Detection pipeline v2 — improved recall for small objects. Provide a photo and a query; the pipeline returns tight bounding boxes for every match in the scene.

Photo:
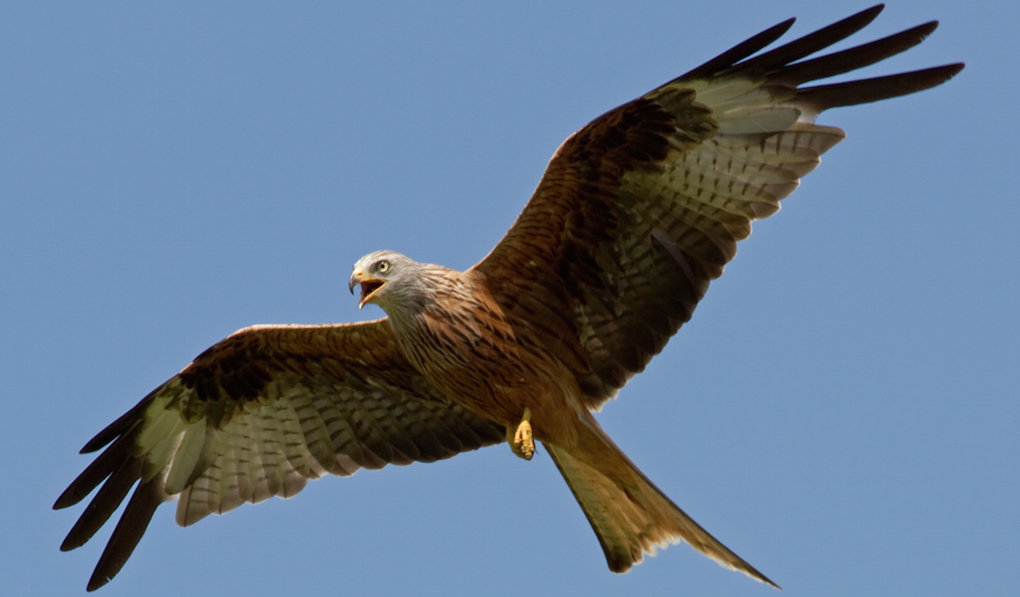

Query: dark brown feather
[59,439,143,550]
[678,17,796,81]
[797,64,965,111]
[723,4,885,76]
[87,476,167,592]
[774,21,940,86]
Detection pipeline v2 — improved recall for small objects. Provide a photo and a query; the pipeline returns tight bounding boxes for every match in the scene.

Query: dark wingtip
[53,491,73,511]
[86,573,110,592]
[85,477,165,591]
[799,62,965,111]
[81,421,127,454]
[946,62,966,75]
[863,3,886,19]
[677,17,797,81]
[730,4,887,76]
[853,4,886,25]
[772,20,946,88]
[59,457,143,553]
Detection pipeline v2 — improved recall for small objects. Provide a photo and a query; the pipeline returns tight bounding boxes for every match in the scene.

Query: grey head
[348,250,435,313]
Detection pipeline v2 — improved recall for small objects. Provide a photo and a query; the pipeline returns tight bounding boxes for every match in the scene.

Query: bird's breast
[390,291,565,427]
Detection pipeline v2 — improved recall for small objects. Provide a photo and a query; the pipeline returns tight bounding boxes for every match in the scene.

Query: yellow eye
[377,260,390,273]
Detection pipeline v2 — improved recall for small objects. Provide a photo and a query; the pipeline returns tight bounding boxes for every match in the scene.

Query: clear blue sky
[2,1,1016,596]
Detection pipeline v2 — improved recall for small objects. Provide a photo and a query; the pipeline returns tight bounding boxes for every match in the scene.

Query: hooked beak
[348,268,385,309]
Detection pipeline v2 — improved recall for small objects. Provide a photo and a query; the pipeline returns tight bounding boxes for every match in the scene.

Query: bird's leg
[507,407,534,461]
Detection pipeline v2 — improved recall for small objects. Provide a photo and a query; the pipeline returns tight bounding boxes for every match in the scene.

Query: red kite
[56,5,962,591]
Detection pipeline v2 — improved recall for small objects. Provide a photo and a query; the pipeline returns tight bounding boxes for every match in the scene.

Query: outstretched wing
[54,320,504,591]
[473,5,963,407]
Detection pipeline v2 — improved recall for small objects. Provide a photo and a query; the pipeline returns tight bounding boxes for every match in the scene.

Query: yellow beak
[349,268,385,309]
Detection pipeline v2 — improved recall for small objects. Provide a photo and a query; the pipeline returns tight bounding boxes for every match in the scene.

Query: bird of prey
[56,5,962,591]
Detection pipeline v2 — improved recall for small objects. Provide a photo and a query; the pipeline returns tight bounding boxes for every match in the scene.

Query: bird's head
[349,250,416,310]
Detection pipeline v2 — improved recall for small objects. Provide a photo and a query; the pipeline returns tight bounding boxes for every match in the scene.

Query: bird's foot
[507,407,534,461]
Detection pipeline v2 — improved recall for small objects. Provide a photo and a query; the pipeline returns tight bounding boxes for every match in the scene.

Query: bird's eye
[377,260,390,273]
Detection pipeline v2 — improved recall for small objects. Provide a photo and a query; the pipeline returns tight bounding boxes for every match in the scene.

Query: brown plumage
[56,5,962,591]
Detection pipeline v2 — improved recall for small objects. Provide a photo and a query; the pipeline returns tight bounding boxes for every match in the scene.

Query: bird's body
[382,265,541,428]
[351,249,778,581]
[56,5,963,591]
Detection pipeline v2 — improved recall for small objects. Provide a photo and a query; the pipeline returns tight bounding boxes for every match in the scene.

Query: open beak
[348,268,385,309]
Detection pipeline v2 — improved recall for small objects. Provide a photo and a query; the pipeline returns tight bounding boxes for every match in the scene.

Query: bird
[55,5,962,592]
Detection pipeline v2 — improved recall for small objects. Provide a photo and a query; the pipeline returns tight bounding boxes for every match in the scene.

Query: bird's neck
[379,263,456,328]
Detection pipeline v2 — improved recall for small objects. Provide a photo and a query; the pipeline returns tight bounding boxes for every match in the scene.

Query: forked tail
[543,415,778,588]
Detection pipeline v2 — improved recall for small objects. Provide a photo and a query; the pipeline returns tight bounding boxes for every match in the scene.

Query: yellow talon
[507,407,534,461]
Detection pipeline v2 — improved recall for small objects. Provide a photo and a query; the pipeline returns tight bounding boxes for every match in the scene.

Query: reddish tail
[543,414,778,588]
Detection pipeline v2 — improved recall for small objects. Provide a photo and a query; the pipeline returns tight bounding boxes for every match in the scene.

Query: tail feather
[543,416,778,588]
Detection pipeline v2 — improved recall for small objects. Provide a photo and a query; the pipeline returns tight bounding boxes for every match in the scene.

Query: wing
[473,5,963,407]
[54,320,504,591]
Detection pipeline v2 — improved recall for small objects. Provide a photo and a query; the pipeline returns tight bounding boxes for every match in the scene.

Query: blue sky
[2,1,1016,596]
